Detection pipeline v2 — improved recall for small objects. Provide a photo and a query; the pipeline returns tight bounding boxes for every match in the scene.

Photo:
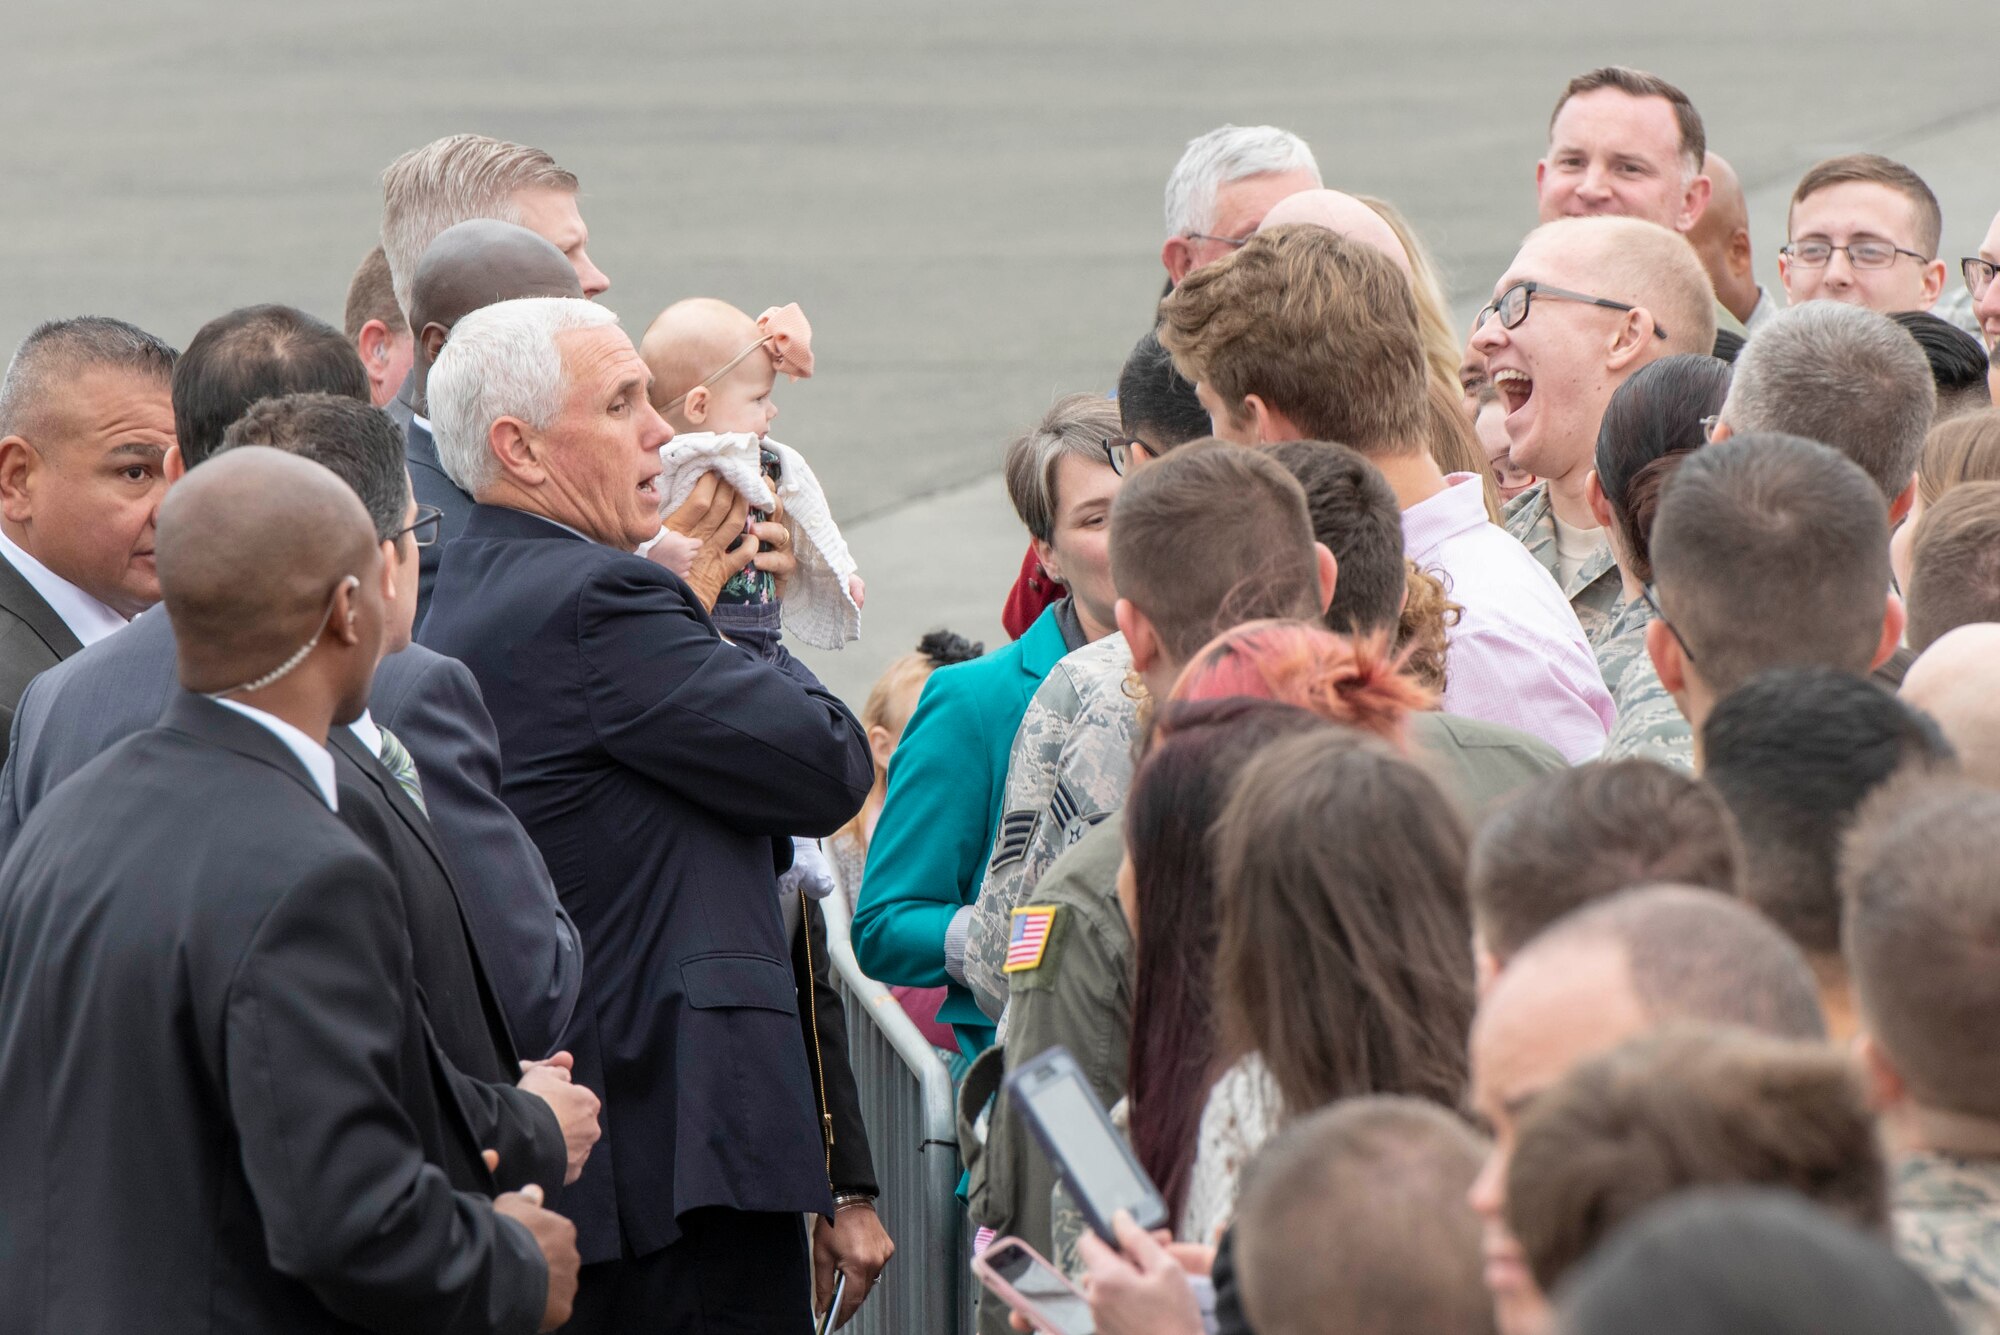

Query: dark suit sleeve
[381,651,583,1057]
[437,1060,569,1197]
[577,562,872,837]
[225,847,547,1335]
[792,894,877,1197]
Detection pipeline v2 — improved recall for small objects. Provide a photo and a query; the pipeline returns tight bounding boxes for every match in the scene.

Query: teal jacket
[853,603,1073,1057]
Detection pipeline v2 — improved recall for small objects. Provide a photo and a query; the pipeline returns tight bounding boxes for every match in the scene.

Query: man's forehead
[1790,180,1919,237]
[1551,87,1682,155]
[558,325,646,383]
[1497,229,1604,294]
[28,365,174,442]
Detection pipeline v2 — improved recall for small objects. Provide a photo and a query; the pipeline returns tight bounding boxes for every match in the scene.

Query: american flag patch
[1003,905,1058,973]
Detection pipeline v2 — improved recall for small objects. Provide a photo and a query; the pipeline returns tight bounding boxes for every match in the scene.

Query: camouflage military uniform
[1896,1151,2000,1335]
[1596,597,1694,772]
[958,817,1131,1335]
[963,635,1141,1021]
[1592,591,1653,698]
[1503,483,1625,644]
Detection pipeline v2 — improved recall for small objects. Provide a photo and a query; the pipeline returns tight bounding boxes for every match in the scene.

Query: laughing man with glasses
[1472,215,1717,646]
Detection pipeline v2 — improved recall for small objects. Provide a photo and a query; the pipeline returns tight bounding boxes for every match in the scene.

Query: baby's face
[703,354,780,437]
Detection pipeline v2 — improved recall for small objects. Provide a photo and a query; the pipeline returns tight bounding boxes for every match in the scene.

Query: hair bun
[918,629,984,667]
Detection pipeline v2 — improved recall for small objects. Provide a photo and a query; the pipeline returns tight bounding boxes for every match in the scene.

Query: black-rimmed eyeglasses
[392,505,444,549]
[1963,256,1999,301]
[1638,583,1695,666]
[1476,281,1670,342]
[1781,239,1929,270]
[1102,437,1147,476]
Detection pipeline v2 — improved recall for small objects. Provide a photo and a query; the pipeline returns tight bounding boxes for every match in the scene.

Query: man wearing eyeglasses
[1779,155,1948,317]
[1476,216,1718,644]
[1159,124,1321,287]
[1967,209,2000,408]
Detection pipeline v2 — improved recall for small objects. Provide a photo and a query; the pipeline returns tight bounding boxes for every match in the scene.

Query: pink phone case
[972,1237,1088,1335]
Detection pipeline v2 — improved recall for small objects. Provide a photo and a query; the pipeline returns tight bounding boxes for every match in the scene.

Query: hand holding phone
[973,1237,1094,1335]
[1004,1046,1169,1244]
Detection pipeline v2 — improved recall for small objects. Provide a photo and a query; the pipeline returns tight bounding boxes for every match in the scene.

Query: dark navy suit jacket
[419,503,873,1263]
[0,608,582,1059]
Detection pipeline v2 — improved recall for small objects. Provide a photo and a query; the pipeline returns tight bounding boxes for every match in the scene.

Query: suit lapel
[329,726,520,1065]
[0,557,83,661]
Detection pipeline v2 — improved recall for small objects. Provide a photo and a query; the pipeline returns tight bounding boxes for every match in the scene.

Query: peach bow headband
[662,304,813,412]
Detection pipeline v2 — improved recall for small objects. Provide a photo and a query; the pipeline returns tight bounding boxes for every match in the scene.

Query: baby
[639,298,864,653]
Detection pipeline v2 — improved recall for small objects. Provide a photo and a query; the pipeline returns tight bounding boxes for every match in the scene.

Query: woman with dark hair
[1181,728,1476,1244]
[1121,698,1335,1237]
[1587,353,1733,771]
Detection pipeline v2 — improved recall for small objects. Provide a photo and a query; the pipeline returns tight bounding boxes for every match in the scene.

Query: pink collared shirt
[1402,474,1614,763]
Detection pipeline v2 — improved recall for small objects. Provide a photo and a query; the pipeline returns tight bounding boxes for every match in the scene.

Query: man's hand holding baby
[666,471,754,610]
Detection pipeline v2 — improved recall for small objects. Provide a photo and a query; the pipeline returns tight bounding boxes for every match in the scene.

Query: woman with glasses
[1589,354,1735,772]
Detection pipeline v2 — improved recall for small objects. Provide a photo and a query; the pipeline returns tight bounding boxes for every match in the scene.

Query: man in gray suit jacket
[0,396,583,1056]
[0,317,182,758]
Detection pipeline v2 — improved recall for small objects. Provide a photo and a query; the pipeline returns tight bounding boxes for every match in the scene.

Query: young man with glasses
[1780,154,1948,316]
[1474,216,1717,641]
[1962,206,2000,367]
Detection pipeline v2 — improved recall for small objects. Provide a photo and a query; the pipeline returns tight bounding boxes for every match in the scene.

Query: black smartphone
[1005,1045,1169,1243]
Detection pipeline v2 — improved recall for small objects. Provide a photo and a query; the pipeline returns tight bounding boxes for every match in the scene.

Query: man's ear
[487,417,544,490]
[1606,308,1655,371]
[1314,542,1338,614]
[1709,418,1735,443]
[682,386,710,426]
[1534,158,1549,194]
[1116,597,1160,675]
[0,435,38,524]
[163,443,186,485]
[1647,615,1688,697]
[327,575,364,647]
[1585,468,1615,529]
[1856,1032,1908,1113]
[419,322,450,365]
[1921,258,1948,309]
[1678,173,1714,233]
[1161,236,1193,286]
[1776,249,1796,299]
[1889,476,1918,527]
[1874,592,1907,670]
[377,539,401,600]
[1729,227,1754,281]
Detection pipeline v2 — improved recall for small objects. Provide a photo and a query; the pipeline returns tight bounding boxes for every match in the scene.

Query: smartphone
[814,1269,847,1335]
[1005,1045,1169,1243]
[973,1236,1094,1335]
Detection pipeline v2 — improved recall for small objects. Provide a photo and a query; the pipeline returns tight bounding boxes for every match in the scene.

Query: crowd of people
[1,58,1999,1335]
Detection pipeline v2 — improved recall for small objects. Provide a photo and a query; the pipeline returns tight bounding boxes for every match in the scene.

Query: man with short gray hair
[1715,302,1936,517]
[0,316,177,756]
[1160,123,1320,285]
[419,297,880,1333]
[378,133,609,432]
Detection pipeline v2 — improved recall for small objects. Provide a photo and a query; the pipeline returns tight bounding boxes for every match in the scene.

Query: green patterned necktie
[377,726,428,814]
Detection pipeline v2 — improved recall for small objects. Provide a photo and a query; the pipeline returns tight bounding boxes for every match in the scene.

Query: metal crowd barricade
[820,890,974,1335]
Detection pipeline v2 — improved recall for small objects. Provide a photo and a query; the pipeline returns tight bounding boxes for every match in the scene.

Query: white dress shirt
[346,707,381,758]
[0,526,129,647]
[212,697,338,811]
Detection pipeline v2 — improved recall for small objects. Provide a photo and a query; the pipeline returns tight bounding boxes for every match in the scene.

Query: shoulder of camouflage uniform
[1592,599,1651,696]
[1604,666,1694,772]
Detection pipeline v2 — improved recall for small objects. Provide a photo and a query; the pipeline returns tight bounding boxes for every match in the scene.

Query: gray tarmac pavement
[4,0,1996,702]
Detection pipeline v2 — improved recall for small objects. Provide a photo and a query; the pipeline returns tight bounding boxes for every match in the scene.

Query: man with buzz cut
[1780,154,1948,317]
[1473,215,1717,640]
[1844,777,2000,1335]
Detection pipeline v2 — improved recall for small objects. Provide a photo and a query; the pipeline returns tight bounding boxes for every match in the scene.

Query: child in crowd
[830,631,985,1063]
[640,297,865,656]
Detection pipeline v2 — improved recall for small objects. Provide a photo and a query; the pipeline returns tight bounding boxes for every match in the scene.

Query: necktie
[377,726,427,814]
